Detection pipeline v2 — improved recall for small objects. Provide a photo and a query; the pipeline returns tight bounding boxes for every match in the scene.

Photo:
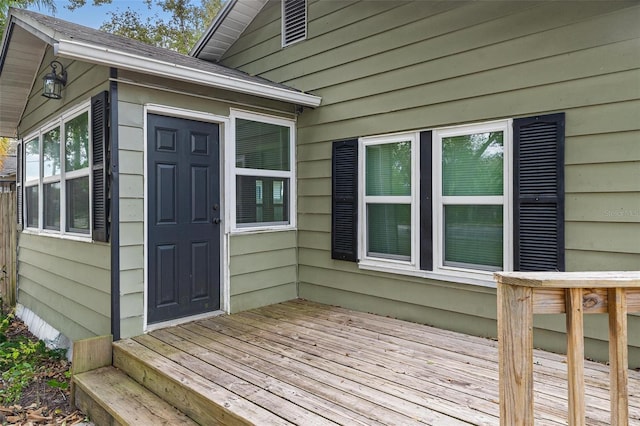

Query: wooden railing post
[608,287,628,425]
[495,272,640,426]
[497,283,533,426]
[565,288,585,426]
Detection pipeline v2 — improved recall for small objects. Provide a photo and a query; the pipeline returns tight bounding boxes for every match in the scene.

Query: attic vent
[282,0,307,47]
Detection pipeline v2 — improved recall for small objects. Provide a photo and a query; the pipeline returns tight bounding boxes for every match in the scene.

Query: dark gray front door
[147,114,220,324]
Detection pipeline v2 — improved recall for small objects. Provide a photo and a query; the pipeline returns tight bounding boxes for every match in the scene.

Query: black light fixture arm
[49,60,67,85]
[42,60,68,99]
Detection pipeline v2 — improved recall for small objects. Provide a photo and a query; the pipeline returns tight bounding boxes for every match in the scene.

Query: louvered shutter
[282,0,307,46]
[513,113,565,271]
[419,131,433,270]
[332,139,358,261]
[91,91,109,242]
[16,143,23,229]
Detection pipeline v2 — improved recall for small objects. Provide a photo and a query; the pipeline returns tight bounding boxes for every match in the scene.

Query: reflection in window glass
[367,204,411,260]
[65,112,89,172]
[66,177,90,233]
[256,180,263,222]
[43,127,61,177]
[25,139,40,181]
[236,176,289,225]
[442,132,503,196]
[25,186,39,228]
[44,182,61,230]
[444,205,503,270]
[366,142,411,196]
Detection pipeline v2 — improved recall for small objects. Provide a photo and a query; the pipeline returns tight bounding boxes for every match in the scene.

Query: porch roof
[0,8,321,138]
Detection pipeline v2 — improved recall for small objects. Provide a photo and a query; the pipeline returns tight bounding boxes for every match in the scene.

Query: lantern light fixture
[42,60,67,99]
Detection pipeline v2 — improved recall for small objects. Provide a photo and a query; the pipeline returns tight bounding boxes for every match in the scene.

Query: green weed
[0,310,67,405]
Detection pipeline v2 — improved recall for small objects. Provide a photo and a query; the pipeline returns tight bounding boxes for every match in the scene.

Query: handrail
[494,271,640,426]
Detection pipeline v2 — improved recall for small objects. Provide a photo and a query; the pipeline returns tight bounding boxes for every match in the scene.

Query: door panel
[147,114,220,324]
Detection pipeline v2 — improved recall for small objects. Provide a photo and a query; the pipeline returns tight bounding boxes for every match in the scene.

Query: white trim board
[55,39,321,108]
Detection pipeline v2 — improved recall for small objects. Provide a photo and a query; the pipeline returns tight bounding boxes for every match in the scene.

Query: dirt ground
[0,318,87,425]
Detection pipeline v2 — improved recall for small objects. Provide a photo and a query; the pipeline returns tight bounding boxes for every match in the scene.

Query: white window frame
[228,109,296,233]
[433,120,513,280]
[21,101,93,240]
[355,120,513,287]
[358,132,418,271]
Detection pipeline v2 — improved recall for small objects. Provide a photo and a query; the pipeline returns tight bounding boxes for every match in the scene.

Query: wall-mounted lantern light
[42,60,67,99]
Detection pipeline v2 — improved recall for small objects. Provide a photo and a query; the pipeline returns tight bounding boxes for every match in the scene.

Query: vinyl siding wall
[17,47,111,342]
[115,71,298,337]
[229,231,297,313]
[220,0,640,365]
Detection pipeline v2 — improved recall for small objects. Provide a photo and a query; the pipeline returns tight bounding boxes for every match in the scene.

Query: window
[42,126,61,230]
[282,0,307,47]
[231,111,295,231]
[64,111,90,233]
[332,114,565,285]
[360,134,416,265]
[24,137,40,228]
[22,105,92,237]
[433,122,511,274]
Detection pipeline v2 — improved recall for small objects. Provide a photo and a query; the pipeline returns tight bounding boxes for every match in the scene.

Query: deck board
[133,300,640,425]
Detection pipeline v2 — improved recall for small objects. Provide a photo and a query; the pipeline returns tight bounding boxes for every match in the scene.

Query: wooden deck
[116,300,640,425]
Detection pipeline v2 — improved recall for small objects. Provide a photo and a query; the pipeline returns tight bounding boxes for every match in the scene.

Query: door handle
[212,218,222,224]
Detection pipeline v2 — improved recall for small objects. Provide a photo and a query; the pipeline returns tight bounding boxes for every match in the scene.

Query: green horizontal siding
[17,234,110,341]
[222,1,640,366]
[229,231,297,312]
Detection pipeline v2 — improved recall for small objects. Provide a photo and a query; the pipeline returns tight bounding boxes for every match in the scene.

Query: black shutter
[16,142,23,229]
[331,139,358,261]
[91,91,110,242]
[419,131,433,270]
[513,113,565,271]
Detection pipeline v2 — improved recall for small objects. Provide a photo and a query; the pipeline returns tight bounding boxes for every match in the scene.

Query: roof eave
[190,0,237,58]
[56,39,321,108]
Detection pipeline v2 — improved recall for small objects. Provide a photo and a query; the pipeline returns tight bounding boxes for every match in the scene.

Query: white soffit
[191,0,268,62]
[0,24,47,137]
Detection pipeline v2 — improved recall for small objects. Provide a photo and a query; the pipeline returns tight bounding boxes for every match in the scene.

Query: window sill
[229,224,296,236]
[357,261,497,288]
[21,229,95,243]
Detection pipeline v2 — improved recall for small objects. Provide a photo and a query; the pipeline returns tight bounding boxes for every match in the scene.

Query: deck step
[73,366,196,426]
[113,338,290,425]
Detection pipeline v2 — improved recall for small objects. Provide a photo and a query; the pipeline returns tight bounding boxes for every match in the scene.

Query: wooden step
[113,338,294,425]
[73,366,196,426]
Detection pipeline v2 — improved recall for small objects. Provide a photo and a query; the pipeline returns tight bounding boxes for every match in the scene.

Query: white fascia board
[55,39,322,108]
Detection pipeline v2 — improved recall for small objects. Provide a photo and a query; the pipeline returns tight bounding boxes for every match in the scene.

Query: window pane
[43,127,61,177]
[66,176,90,233]
[236,176,289,225]
[444,205,503,270]
[236,119,290,171]
[366,142,411,196]
[25,138,40,181]
[443,132,503,196]
[44,182,60,230]
[367,204,411,260]
[25,186,39,228]
[65,112,89,171]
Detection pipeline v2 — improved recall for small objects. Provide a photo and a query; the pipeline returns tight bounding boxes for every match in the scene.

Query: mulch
[0,318,88,425]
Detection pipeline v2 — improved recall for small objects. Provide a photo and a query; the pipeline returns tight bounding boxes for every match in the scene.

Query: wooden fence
[0,190,16,310]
